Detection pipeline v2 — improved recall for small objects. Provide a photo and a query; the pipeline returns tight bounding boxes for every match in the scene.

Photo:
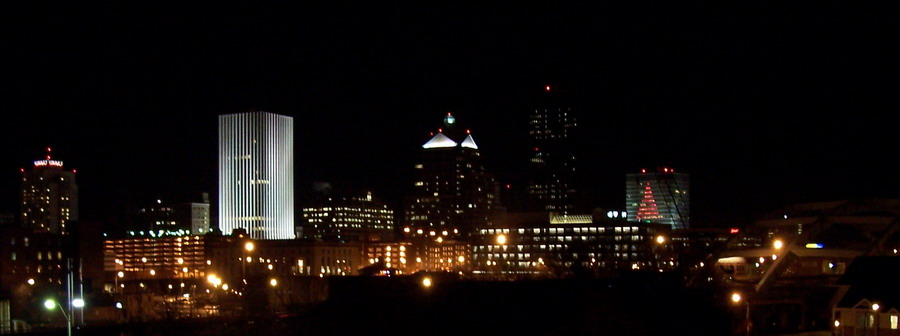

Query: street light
[655,235,666,244]
[43,299,73,336]
[773,239,784,250]
[496,234,507,245]
[730,292,751,336]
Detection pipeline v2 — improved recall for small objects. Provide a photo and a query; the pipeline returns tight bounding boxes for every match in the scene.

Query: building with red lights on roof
[527,84,579,214]
[20,147,78,234]
[625,167,689,229]
[404,113,503,240]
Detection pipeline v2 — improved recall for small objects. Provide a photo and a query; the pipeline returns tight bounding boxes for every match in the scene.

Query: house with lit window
[832,257,900,336]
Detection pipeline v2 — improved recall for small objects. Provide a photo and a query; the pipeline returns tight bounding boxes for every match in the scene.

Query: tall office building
[301,190,395,242]
[625,167,689,229]
[405,113,501,238]
[527,84,578,214]
[219,111,294,239]
[20,147,78,234]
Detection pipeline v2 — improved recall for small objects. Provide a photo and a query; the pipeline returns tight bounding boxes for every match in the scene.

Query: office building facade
[301,191,395,242]
[219,112,294,239]
[20,148,78,234]
[625,167,689,229]
[404,113,501,239]
[527,85,578,214]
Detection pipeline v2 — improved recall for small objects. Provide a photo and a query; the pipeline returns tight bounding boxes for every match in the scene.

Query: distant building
[526,84,579,214]
[20,147,78,234]
[362,242,418,274]
[0,226,72,296]
[471,211,673,278]
[176,201,211,235]
[404,113,502,239]
[218,111,294,239]
[0,226,75,331]
[102,235,361,291]
[301,190,394,242]
[625,167,689,229]
[133,194,211,236]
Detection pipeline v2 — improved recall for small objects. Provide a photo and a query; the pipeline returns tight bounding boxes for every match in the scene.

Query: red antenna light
[447,112,452,116]
[534,147,539,151]
[663,168,669,173]
[730,228,740,234]
[466,129,471,134]
[545,85,551,92]
[72,169,77,173]
[437,128,443,133]
[20,168,24,172]
[429,132,434,136]
[641,168,647,174]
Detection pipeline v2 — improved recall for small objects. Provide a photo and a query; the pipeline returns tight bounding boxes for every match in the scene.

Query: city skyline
[3,2,899,228]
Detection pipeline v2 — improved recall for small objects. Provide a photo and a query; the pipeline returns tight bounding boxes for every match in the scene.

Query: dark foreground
[26,275,733,336]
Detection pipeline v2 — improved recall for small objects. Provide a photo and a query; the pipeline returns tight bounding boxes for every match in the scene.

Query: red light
[545,85,551,92]
[46,156,51,160]
[730,228,740,234]
[47,147,52,152]
[466,129,471,134]
[72,169,77,173]
[19,168,24,172]
[505,184,511,189]
[447,112,452,116]
[437,128,442,133]
[641,169,646,174]
[534,147,539,152]
[429,132,434,136]
[664,168,669,173]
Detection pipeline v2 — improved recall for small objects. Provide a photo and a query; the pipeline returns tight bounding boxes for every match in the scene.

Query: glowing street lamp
[422,276,432,288]
[496,234,507,245]
[773,239,784,250]
[269,278,278,287]
[43,299,73,336]
[730,292,751,336]
[655,235,666,244]
[244,242,255,252]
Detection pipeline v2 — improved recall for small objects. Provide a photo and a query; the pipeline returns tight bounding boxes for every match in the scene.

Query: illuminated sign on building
[33,160,64,167]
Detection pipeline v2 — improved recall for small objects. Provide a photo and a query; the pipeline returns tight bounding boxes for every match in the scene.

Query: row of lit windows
[304,207,392,213]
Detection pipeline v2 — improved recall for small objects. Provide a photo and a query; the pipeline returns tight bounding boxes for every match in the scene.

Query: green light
[44,299,55,310]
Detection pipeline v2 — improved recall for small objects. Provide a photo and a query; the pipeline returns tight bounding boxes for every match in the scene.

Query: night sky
[2,2,898,227]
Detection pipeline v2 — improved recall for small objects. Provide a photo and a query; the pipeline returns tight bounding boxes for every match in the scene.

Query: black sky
[2,2,899,227]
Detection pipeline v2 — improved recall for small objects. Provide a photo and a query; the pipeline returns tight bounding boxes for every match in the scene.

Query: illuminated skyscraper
[218,111,294,239]
[20,147,78,234]
[527,84,578,214]
[405,113,501,238]
[625,167,689,229]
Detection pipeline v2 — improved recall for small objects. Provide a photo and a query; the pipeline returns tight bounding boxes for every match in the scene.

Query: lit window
[892,315,898,330]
